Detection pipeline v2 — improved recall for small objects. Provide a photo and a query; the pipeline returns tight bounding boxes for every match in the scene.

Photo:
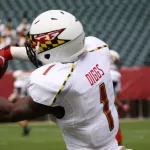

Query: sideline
[1,118,150,126]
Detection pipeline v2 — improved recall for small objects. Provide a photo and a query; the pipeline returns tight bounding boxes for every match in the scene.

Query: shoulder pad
[28,63,74,106]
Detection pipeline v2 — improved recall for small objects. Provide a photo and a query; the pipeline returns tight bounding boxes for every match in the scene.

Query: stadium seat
[0,0,149,70]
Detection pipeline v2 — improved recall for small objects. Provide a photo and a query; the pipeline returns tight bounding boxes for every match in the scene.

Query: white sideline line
[1,118,150,126]
[119,118,150,123]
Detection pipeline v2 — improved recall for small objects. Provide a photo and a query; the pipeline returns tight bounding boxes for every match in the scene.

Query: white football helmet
[13,70,24,79]
[110,50,120,70]
[13,70,30,79]
[110,50,120,64]
[25,10,85,67]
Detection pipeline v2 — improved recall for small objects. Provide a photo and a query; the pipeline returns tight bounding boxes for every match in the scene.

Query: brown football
[0,62,8,79]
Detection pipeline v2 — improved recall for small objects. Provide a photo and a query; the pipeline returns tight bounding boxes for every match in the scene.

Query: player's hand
[0,45,12,78]
[122,104,130,112]
[0,45,12,67]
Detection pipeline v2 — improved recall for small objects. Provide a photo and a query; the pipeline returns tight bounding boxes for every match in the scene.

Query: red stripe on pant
[116,125,122,145]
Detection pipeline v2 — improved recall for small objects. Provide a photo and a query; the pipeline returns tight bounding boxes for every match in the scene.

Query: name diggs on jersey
[85,64,104,86]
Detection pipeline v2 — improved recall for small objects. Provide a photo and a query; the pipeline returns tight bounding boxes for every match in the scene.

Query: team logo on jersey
[28,28,70,53]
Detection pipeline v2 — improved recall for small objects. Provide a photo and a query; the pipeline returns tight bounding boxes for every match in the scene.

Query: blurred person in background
[0,34,7,48]
[0,19,6,48]
[16,12,30,35]
[0,32,11,47]
[1,18,16,46]
[0,19,5,33]
[16,12,30,46]
[16,17,30,34]
[8,70,31,136]
[110,50,130,145]
[17,30,27,46]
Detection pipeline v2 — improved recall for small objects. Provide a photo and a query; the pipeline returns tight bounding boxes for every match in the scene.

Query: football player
[110,50,130,145]
[8,70,30,136]
[0,10,127,150]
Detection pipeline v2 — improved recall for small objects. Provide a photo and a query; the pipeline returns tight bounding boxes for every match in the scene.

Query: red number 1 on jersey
[100,83,114,131]
[43,65,55,75]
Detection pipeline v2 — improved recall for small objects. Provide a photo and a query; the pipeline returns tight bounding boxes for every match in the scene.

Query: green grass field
[0,119,150,150]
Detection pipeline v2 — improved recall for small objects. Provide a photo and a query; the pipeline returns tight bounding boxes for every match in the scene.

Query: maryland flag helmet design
[25,10,85,67]
[28,28,70,53]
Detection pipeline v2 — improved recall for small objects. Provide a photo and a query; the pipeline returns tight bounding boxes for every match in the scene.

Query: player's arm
[8,90,18,102]
[0,46,29,68]
[8,86,22,102]
[0,96,65,122]
[112,81,121,107]
[113,81,130,112]
[114,93,130,112]
[114,92,123,108]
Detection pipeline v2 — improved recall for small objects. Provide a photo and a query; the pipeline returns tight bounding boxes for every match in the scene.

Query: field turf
[0,119,150,150]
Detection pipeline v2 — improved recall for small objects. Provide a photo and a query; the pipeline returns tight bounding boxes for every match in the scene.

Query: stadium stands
[0,0,150,70]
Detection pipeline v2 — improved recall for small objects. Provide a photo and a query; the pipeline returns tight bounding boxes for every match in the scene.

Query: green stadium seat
[0,0,149,70]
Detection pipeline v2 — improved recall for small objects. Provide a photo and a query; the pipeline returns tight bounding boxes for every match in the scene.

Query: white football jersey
[28,36,119,150]
[14,76,29,98]
[110,69,121,95]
